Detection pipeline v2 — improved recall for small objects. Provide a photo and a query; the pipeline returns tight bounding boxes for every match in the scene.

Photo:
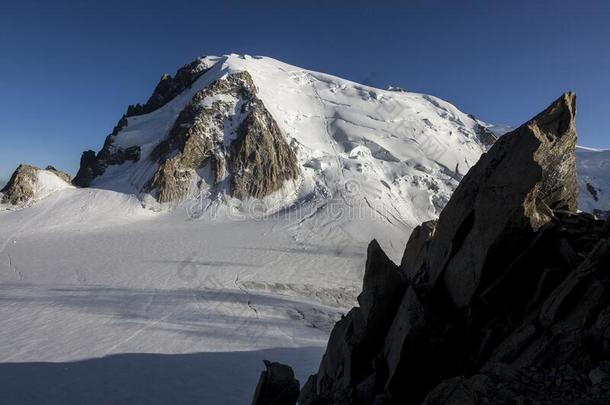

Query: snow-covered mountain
[64,54,492,259]
[577,146,610,218]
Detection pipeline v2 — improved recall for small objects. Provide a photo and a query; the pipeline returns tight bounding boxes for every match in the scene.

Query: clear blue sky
[1,0,609,182]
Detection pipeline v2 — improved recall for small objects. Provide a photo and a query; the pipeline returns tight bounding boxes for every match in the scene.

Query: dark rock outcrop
[302,240,406,404]
[251,360,300,405]
[73,150,102,187]
[423,362,610,405]
[298,93,610,404]
[473,122,498,147]
[72,141,141,188]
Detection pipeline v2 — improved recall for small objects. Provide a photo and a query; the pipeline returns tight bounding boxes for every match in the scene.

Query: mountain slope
[577,146,610,218]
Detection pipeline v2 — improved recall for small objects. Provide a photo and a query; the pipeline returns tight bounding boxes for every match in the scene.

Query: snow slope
[0,187,358,404]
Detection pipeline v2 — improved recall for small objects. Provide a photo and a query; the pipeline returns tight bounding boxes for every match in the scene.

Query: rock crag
[145,70,299,203]
[1,164,71,206]
[297,93,610,404]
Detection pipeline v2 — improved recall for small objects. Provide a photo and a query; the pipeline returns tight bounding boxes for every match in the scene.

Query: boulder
[251,360,299,405]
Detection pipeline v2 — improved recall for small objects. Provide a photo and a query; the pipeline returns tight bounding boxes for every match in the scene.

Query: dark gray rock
[474,122,498,147]
[251,360,299,405]
[73,150,101,187]
[423,363,610,405]
[427,92,577,309]
[399,219,436,283]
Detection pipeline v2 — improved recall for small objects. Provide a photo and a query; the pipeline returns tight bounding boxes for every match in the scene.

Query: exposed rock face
[1,164,39,205]
[251,360,300,405]
[229,97,300,200]
[1,164,71,206]
[145,70,300,203]
[474,122,498,147]
[299,93,610,404]
[73,59,300,204]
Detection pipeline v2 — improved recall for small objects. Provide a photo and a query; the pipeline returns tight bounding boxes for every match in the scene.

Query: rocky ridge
[279,93,610,404]
[0,164,72,206]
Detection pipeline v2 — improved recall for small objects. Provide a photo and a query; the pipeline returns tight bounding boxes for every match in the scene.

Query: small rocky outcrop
[44,166,71,183]
[1,164,39,205]
[1,164,71,206]
[298,93,610,404]
[473,122,498,147]
[251,360,300,405]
